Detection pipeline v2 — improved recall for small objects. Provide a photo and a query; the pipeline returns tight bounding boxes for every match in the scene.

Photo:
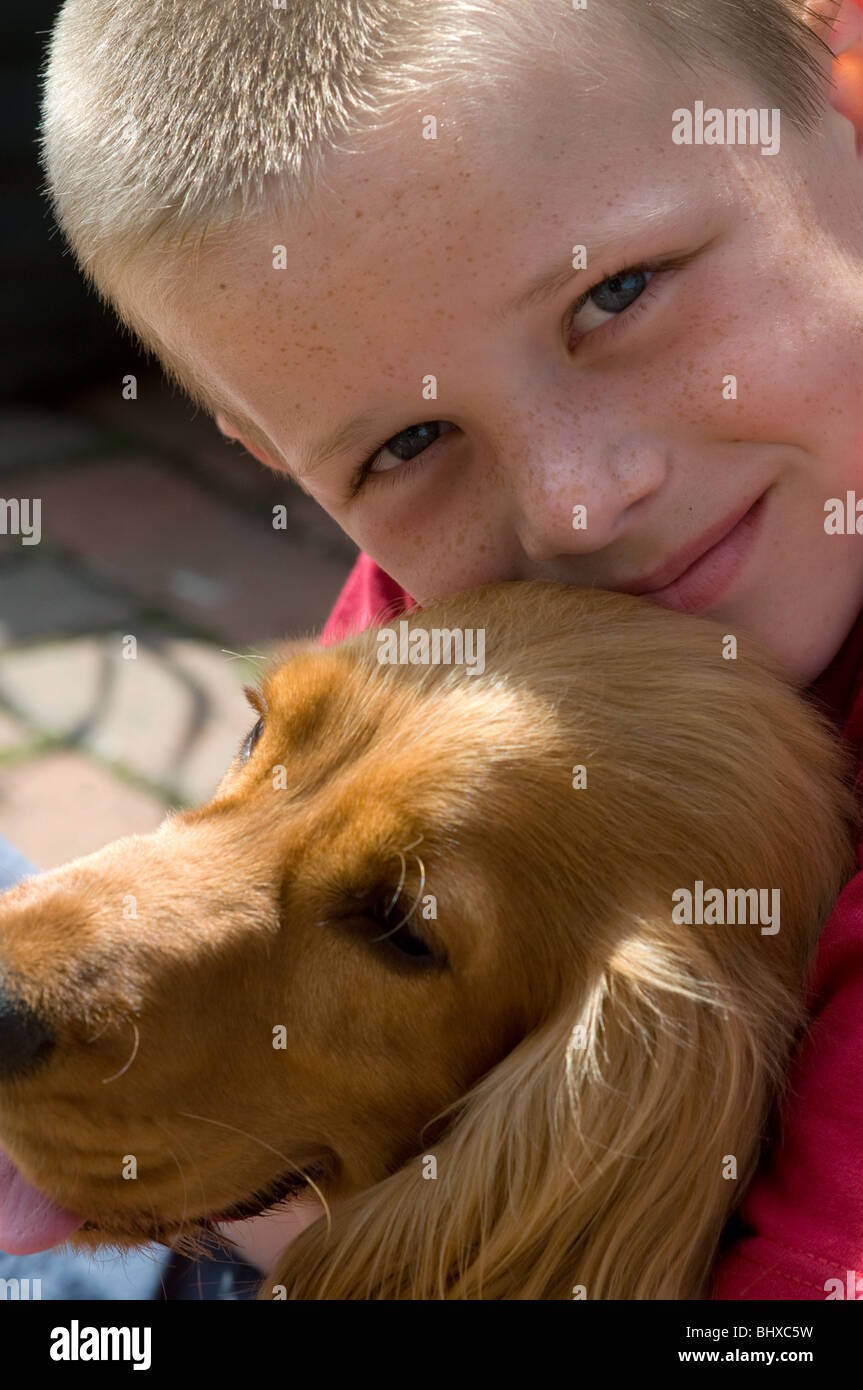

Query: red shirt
[319,551,415,645]
[320,554,863,1300]
[711,608,863,1300]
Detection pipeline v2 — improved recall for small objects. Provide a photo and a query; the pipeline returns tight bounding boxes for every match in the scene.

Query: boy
[4,0,863,1298]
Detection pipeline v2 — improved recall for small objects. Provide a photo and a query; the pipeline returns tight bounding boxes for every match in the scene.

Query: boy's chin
[703,582,863,691]
[761,613,862,691]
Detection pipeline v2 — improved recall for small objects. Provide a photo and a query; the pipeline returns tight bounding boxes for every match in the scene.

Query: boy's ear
[215,411,280,470]
[807,0,863,148]
[806,0,863,49]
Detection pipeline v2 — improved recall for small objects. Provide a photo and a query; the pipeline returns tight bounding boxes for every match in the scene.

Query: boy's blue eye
[350,421,457,495]
[569,266,654,335]
[369,422,456,472]
[564,265,653,341]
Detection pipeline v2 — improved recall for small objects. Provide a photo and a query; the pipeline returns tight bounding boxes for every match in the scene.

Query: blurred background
[0,2,357,869]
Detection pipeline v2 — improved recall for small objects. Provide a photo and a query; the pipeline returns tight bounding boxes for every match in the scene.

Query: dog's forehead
[253,635,552,782]
[259,642,382,727]
[255,640,453,778]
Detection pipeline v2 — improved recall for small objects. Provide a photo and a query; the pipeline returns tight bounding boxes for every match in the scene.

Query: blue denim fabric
[0,836,260,1299]
[0,837,39,893]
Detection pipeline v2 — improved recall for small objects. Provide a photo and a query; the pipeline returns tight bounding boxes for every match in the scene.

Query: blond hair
[40,0,835,444]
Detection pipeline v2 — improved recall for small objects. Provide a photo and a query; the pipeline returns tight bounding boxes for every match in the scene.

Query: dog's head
[0,582,856,1297]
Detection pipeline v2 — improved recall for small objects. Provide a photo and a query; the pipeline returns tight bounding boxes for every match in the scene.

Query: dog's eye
[373,915,436,962]
[327,891,446,971]
[239,717,264,765]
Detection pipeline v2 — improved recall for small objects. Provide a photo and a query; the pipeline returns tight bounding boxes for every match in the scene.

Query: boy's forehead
[139,38,736,478]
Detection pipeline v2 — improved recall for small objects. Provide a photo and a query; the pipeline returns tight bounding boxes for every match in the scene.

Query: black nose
[0,979,54,1080]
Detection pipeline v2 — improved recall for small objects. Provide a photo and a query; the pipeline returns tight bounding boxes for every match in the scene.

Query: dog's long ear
[258,942,802,1302]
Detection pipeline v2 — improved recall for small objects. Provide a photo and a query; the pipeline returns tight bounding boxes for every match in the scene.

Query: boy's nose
[511,441,668,567]
[0,976,54,1080]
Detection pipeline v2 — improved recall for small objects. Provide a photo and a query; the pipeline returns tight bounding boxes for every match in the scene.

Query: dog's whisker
[155,1122,209,1219]
[153,1120,221,1257]
[382,849,408,918]
[380,834,428,922]
[175,1110,332,1232]
[162,1143,192,1243]
[381,836,425,920]
[221,648,268,663]
[143,1186,163,1247]
[101,1021,140,1084]
[373,852,427,941]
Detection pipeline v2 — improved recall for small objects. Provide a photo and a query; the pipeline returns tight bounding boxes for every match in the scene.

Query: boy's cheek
[652,244,863,465]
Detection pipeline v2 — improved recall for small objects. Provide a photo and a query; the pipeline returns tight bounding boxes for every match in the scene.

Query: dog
[0,581,857,1299]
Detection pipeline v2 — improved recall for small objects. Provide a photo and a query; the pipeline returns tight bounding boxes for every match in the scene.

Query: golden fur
[0,581,857,1298]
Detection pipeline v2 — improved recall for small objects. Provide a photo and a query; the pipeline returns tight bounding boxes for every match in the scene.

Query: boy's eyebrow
[213,384,377,480]
[298,410,387,475]
[497,200,689,322]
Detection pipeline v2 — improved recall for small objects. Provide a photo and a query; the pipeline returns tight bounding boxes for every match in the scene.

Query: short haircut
[40,0,836,458]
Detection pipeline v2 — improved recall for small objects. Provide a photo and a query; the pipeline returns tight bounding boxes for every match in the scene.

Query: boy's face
[137,16,863,686]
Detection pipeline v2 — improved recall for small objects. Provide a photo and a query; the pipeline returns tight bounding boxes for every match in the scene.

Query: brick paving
[0,371,357,870]
[0,457,352,645]
[0,751,169,870]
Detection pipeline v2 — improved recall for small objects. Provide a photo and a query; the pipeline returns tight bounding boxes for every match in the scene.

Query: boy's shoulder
[712,862,863,1300]
[715,603,863,1301]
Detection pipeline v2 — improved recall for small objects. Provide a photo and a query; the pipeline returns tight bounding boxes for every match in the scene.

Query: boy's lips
[615,490,768,614]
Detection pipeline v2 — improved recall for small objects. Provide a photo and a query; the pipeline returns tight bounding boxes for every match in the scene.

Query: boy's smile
[133,16,863,686]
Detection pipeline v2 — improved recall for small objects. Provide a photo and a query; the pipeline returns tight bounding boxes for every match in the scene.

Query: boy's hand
[216,1198,325,1276]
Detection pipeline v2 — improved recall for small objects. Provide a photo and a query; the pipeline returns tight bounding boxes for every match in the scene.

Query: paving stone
[0,408,107,470]
[0,707,31,755]
[0,751,168,871]
[0,459,354,645]
[69,378,294,503]
[68,380,356,557]
[0,553,138,643]
[0,632,264,804]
